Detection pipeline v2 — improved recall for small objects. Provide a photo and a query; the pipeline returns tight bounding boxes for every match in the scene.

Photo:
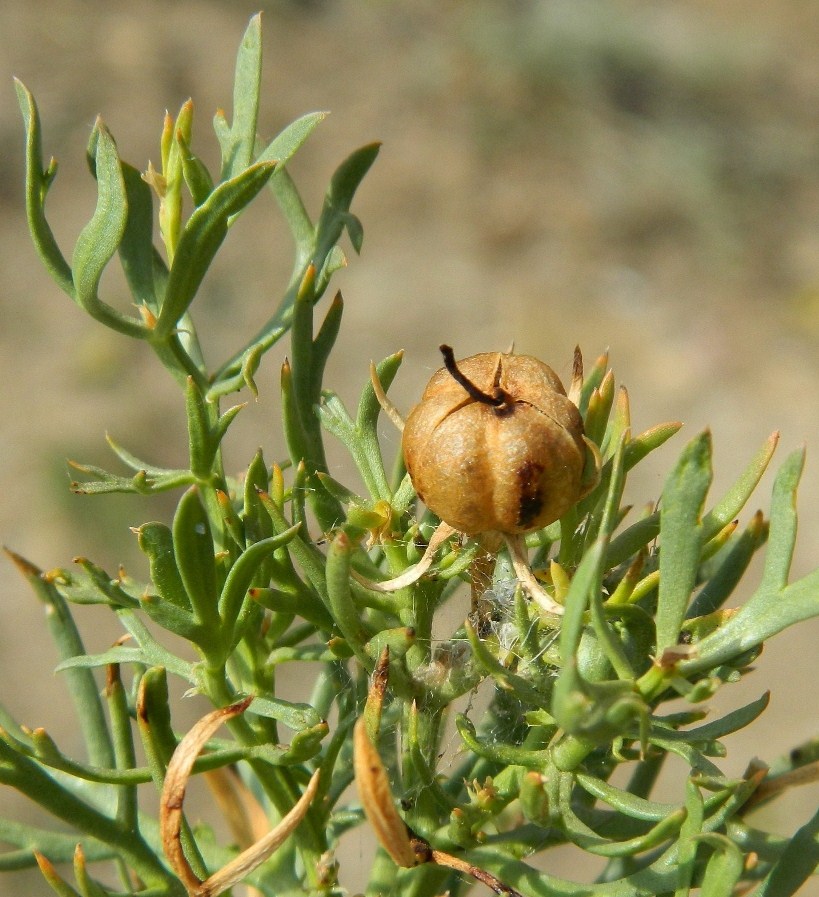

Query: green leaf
[218,13,262,181]
[117,609,195,681]
[559,539,606,663]
[68,460,193,495]
[118,160,162,312]
[574,773,680,822]
[605,513,660,570]
[325,530,374,664]
[55,646,146,671]
[36,857,83,897]
[258,110,329,168]
[674,779,706,897]
[696,833,745,897]
[623,421,683,471]
[185,375,217,477]
[686,511,767,618]
[752,803,819,896]
[559,777,686,857]
[650,692,769,745]
[211,144,377,398]
[136,522,190,611]
[248,696,322,732]
[72,121,146,338]
[62,558,140,609]
[14,79,74,297]
[5,550,114,768]
[105,433,183,477]
[139,593,201,642]
[314,142,380,262]
[655,432,712,652]
[153,160,276,339]
[680,449,819,676]
[269,167,314,270]
[219,524,301,634]
[104,665,138,831]
[176,129,214,207]
[701,431,779,542]
[172,487,219,630]
[758,445,803,595]
[354,351,404,502]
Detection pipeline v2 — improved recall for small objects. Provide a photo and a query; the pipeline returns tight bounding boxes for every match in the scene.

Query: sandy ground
[2,1,819,894]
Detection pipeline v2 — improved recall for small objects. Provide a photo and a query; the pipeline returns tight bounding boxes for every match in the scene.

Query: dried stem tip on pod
[402,346,586,535]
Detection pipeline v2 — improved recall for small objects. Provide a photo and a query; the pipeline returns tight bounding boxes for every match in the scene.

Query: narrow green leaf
[559,539,606,663]
[74,845,114,897]
[185,375,215,477]
[172,487,218,629]
[68,461,193,495]
[248,696,321,732]
[686,511,767,618]
[116,613,192,683]
[258,110,328,167]
[211,145,376,395]
[0,741,174,891]
[104,665,138,831]
[220,12,262,180]
[118,161,161,311]
[55,646,145,671]
[656,432,712,652]
[758,446,804,595]
[574,773,679,822]
[176,130,214,207]
[72,121,146,338]
[623,421,683,471]
[257,491,331,609]
[680,450,818,676]
[560,781,686,857]
[583,370,615,447]
[650,692,769,744]
[325,530,373,664]
[5,550,114,768]
[105,433,183,476]
[701,431,779,542]
[311,291,344,403]
[14,79,74,297]
[139,593,201,641]
[605,513,660,570]
[35,856,83,897]
[752,803,819,896]
[314,142,380,261]
[136,522,191,610]
[212,402,245,451]
[153,161,276,339]
[281,358,312,474]
[577,350,610,416]
[696,833,745,897]
[354,351,403,502]
[673,779,705,897]
[219,525,300,631]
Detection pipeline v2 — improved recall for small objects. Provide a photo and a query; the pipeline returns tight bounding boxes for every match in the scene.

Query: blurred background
[2,1,819,893]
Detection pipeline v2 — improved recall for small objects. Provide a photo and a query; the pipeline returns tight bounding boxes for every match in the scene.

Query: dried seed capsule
[402,346,586,535]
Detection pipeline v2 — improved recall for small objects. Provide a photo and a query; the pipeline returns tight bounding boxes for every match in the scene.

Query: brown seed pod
[402,346,587,536]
